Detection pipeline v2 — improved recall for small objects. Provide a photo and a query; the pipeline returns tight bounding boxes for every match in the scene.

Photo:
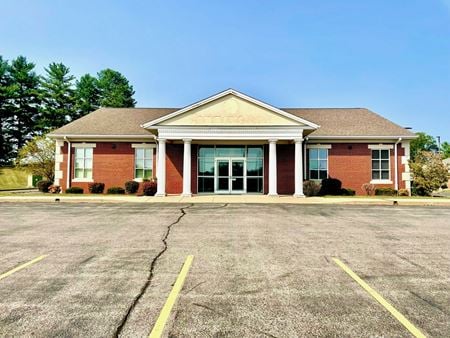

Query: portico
[146,89,318,197]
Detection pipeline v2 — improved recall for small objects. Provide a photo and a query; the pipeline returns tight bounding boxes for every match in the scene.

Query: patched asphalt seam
[113,204,193,337]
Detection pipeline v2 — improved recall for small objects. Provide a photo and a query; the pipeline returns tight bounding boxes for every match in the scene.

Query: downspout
[64,136,71,189]
[394,137,402,190]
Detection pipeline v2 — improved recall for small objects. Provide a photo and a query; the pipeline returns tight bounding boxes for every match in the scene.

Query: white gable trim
[142,89,320,129]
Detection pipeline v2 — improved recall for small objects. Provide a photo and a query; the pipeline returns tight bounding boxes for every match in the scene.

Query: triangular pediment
[142,89,319,128]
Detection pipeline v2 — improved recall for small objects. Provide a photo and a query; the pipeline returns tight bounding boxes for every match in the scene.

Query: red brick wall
[59,142,155,192]
[311,143,405,195]
[277,144,295,194]
[166,143,183,194]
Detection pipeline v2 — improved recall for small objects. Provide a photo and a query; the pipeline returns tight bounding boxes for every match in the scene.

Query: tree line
[0,55,136,165]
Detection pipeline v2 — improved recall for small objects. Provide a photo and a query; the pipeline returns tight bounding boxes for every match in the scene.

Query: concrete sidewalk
[1,194,450,205]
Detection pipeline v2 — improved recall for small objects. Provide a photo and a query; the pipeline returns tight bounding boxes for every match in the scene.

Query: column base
[155,193,166,197]
[294,193,306,198]
[181,193,192,197]
[267,193,279,197]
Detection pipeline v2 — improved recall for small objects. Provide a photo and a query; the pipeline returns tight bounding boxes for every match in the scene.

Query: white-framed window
[74,147,93,180]
[309,148,328,180]
[135,148,153,180]
[371,149,390,181]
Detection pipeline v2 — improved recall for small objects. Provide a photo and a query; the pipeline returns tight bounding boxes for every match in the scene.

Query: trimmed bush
[303,180,320,197]
[340,188,356,196]
[66,187,83,194]
[125,180,139,194]
[143,180,157,196]
[37,180,53,193]
[398,189,409,196]
[88,182,105,194]
[107,187,125,194]
[318,177,342,196]
[48,185,61,194]
[374,187,397,196]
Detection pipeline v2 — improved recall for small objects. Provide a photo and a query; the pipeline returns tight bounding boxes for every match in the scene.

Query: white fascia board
[141,89,320,129]
[48,134,155,139]
[308,135,417,140]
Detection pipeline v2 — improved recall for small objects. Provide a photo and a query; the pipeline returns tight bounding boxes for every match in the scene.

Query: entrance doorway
[215,158,245,194]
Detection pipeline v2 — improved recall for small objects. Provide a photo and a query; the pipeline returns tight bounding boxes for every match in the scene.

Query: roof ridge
[281,107,367,110]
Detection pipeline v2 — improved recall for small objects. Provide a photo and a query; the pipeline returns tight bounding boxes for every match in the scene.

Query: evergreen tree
[39,62,75,131]
[97,69,136,107]
[7,56,41,157]
[0,56,14,164]
[74,74,100,119]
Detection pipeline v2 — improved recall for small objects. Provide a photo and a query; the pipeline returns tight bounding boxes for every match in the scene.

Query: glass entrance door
[231,160,245,193]
[215,158,246,194]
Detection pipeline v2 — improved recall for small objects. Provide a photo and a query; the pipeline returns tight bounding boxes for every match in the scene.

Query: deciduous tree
[16,135,55,181]
[410,132,437,160]
[409,151,448,195]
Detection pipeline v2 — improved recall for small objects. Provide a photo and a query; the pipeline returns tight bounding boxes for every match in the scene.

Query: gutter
[394,138,402,190]
[64,136,71,190]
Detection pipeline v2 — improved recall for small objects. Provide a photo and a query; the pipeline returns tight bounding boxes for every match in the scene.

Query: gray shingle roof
[283,108,415,137]
[48,106,415,138]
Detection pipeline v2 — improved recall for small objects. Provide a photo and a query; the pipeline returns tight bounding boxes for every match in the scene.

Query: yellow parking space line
[0,255,47,281]
[333,258,426,338]
[149,255,194,338]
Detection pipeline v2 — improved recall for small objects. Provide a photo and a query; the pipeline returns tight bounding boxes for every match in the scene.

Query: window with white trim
[371,149,390,180]
[309,148,328,180]
[135,148,153,179]
[74,147,93,179]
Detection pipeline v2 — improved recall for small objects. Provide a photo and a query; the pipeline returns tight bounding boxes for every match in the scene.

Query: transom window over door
[372,149,390,180]
[74,147,93,179]
[309,148,328,180]
[135,148,153,179]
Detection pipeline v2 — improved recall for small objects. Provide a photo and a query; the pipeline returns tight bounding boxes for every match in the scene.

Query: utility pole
[437,136,441,153]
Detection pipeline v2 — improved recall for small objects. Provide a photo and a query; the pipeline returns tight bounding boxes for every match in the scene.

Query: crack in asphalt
[113,204,193,337]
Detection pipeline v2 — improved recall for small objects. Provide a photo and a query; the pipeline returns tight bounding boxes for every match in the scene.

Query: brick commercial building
[48,89,416,196]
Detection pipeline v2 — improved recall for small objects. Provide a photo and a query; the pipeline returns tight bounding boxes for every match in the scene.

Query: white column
[294,138,305,197]
[156,139,166,196]
[182,139,192,196]
[268,139,278,196]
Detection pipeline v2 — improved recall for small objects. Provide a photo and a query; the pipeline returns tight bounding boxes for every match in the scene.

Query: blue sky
[1,0,450,141]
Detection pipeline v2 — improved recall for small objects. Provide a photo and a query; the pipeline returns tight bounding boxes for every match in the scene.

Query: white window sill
[370,180,393,184]
[72,178,94,183]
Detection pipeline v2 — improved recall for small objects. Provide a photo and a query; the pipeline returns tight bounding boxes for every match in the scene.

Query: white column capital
[268,139,278,144]
[294,138,304,144]
[157,138,166,143]
[182,138,192,143]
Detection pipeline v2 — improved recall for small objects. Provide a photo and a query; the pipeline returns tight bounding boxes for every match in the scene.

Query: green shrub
[36,180,53,193]
[340,188,356,196]
[398,189,409,196]
[318,177,342,196]
[143,180,157,196]
[66,187,84,194]
[303,180,320,196]
[125,180,139,194]
[88,182,105,194]
[374,187,398,196]
[107,187,125,194]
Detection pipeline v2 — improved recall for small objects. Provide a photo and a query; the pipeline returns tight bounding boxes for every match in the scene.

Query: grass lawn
[0,167,29,190]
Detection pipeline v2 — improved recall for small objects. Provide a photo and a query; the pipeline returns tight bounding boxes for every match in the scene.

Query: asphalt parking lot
[0,203,449,337]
